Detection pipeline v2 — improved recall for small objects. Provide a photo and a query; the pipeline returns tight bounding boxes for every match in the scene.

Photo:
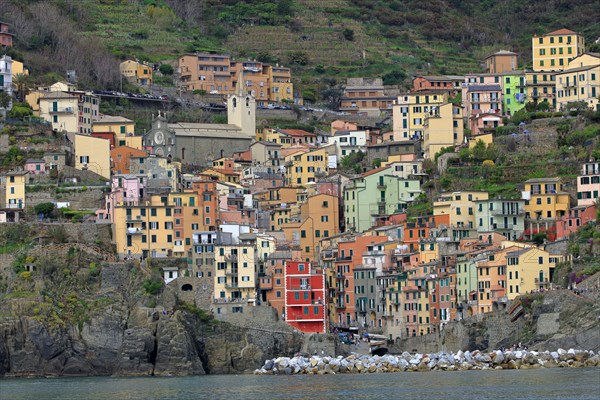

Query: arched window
[181,284,193,292]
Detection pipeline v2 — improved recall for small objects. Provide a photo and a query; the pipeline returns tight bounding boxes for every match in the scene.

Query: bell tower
[227,71,256,138]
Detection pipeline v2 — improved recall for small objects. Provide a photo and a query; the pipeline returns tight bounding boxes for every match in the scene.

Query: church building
[144,76,255,167]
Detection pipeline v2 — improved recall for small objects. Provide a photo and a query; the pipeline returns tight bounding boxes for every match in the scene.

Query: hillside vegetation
[2,0,599,95]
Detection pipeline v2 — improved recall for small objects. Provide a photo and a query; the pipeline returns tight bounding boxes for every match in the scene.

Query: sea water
[1,368,599,400]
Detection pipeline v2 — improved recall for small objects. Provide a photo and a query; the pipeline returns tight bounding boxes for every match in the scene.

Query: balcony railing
[288,285,311,291]
[225,254,238,262]
[335,301,346,309]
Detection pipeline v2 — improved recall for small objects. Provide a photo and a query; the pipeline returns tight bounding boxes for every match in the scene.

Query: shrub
[159,64,174,75]
[142,278,163,295]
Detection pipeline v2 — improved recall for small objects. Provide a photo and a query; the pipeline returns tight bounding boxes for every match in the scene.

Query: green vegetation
[5,0,598,96]
[339,151,365,174]
[142,277,163,295]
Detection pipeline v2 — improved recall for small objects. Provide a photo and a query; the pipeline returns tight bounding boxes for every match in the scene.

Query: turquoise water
[1,368,599,400]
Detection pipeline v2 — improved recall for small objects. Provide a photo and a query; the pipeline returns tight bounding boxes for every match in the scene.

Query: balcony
[289,285,311,290]
[492,208,525,216]
[335,301,346,309]
[336,273,345,279]
[377,183,387,189]
[535,278,549,286]
[335,256,352,262]
[226,269,238,276]
[225,254,238,262]
[49,107,76,114]
[126,228,143,235]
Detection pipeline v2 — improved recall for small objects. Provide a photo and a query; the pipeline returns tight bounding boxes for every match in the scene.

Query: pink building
[284,261,327,333]
[96,174,146,222]
[24,159,46,175]
[556,204,596,239]
[577,161,600,206]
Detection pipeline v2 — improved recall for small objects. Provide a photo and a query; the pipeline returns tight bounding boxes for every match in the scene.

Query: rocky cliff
[393,288,600,355]
[0,259,303,377]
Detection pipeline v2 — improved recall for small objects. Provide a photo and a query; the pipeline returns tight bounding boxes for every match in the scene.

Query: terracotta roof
[545,28,576,36]
[361,166,390,177]
[280,129,316,137]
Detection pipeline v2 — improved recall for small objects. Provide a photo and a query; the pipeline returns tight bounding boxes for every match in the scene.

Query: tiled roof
[361,166,390,177]
[545,28,576,36]
[280,129,316,137]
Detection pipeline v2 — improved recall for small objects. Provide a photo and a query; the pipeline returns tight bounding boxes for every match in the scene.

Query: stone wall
[27,188,107,210]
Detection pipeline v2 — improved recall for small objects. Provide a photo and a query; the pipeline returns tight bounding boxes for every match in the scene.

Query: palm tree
[12,73,30,103]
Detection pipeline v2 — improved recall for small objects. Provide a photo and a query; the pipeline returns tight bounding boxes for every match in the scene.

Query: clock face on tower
[154,131,164,145]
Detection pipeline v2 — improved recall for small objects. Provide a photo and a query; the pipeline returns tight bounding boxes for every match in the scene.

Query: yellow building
[525,71,556,109]
[433,191,489,240]
[71,133,111,179]
[11,60,28,78]
[168,191,201,256]
[506,247,562,299]
[532,28,585,72]
[522,177,570,221]
[0,171,27,210]
[284,147,330,187]
[282,193,340,262]
[39,92,79,133]
[555,53,600,111]
[422,102,463,159]
[392,92,448,141]
[120,60,153,87]
[267,64,293,103]
[92,115,141,149]
[113,196,175,259]
[214,244,257,301]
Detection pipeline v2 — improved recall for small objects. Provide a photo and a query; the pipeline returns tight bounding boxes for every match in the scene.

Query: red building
[0,22,14,48]
[284,261,327,333]
[555,204,596,240]
[412,75,463,94]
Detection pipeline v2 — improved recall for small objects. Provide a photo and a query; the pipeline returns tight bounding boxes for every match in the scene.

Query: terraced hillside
[2,0,599,91]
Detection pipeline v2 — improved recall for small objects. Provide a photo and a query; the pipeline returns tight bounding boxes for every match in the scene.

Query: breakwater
[254,348,599,375]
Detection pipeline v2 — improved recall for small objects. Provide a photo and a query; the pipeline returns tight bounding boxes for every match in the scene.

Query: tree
[471,140,486,161]
[12,73,30,103]
[159,64,174,75]
[342,28,355,41]
[34,202,55,218]
[0,91,11,109]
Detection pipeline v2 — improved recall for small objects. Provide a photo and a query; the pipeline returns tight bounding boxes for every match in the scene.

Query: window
[79,156,89,164]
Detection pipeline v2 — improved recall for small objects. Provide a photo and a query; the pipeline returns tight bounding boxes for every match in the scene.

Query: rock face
[0,267,303,378]
[255,348,599,375]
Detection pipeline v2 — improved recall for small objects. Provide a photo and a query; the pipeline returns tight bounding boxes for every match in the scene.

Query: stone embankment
[255,348,599,375]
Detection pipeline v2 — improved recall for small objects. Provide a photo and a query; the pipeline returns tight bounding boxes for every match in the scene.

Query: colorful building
[577,161,600,206]
[93,115,141,149]
[532,28,585,72]
[71,133,111,179]
[392,92,448,141]
[522,177,570,221]
[284,147,330,187]
[506,247,562,298]
[284,261,327,333]
[422,102,463,159]
[344,167,421,232]
[501,73,527,116]
[281,193,340,262]
[412,75,463,94]
[111,146,147,175]
[24,159,46,176]
[39,92,79,133]
[339,78,394,116]
[433,191,489,240]
[120,60,153,87]
[484,50,518,74]
[555,53,600,111]
[474,198,526,240]
[525,71,556,109]
[0,21,14,47]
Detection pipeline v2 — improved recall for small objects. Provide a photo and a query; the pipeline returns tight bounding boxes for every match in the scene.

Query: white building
[0,55,13,115]
[327,129,368,158]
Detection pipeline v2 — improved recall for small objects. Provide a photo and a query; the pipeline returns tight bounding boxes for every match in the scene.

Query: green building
[502,73,527,117]
[344,166,421,232]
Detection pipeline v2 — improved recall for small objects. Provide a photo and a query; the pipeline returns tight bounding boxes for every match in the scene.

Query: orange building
[484,50,518,74]
[111,146,147,175]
